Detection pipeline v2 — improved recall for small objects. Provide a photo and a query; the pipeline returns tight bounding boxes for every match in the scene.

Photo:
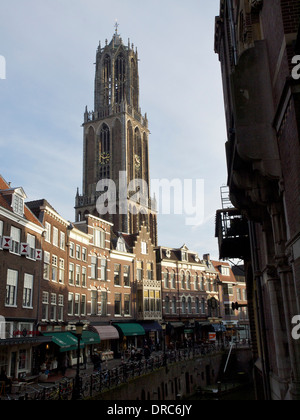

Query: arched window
[99,123,110,179]
[187,297,192,314]
[115,54,125,104]
[186,272,191,290]
[134,127,142,179]
[180,271,185,289]
[181,297,186,314]
[201,298,206,314]
[195,298,200,314]
[103,55,112,106]
[164,271,169,289]
[171,271,176,289]
[165,296,170,314]
[172,296,176,314]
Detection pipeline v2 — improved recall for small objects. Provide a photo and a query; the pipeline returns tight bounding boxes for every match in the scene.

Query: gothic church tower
[75,26,157,245]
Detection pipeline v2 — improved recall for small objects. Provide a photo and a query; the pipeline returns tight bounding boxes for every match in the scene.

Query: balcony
[215,208,250,260]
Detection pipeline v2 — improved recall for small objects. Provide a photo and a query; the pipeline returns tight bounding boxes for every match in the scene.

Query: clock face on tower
[99,152,110,165]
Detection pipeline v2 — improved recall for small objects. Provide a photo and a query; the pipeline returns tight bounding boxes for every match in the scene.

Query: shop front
[89,325,119,361]
[113,323,145,357]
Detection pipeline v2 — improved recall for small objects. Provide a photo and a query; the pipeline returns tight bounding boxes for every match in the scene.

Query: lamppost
[161,322,167,366]
[72,321,84,400]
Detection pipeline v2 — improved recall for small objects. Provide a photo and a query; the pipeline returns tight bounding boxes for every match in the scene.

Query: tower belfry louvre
[75,26,157,245]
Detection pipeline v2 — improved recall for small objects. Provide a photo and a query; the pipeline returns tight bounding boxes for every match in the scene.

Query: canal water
[189,383,256,401]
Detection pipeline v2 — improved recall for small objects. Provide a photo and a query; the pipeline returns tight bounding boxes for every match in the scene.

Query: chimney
[203,253,210,261]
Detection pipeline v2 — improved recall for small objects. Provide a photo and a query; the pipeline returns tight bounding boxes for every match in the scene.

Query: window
[137,261,143,281]
[69,242,75,258]
[58,295,64,321]
[141,241,147,255]
[12,194,24,216]
[181,297,186,314]
[69,263,74,285]
[150,290,155,311]
[124,294,131,315]
[186,272,191,290]
[147,263,153,280]
[10,226,21,254]
[144,291,149,311]
[165,296,170,314]
[6,269,18,306]
[50,294,57,320]
[59,258,65,283]
[53,227,58,247]
[194,274,199,290]
[42,292,49,320]
[123,265,130,287]
[76,265,81,286]
[94,229,105,248]
[221,266,230,276]
[100,292,107,316]
[201,298,206,314]
[195,297,200,314]
[74,294,80,316]
[76,245,81,260]
[18,349,28,371]
[187,297,192,314]
[181,251,187,261]
[114,293,121,315]
[51,255,58,282]
[60,232,65,250]
[91,256,97,279]
[180,272,185,289]
[156,291,161,312]
[114,264,121,286]
[100,259,107,281]
[91,291,97,315]
[172,296,176,314]
[82,247,87,262]
[23,274,33,308]
[164,271,169,288]
[26,234,36,259]
[200,276,205,291]
[45,222,51,243]
[43,251,50,280]
[82,267,87,288]
[81,295,86,316]
[171,271,176,289]
[68,293,74,315]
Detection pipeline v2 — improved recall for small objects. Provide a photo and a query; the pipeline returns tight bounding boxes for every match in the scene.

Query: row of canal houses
[0,174,248,380]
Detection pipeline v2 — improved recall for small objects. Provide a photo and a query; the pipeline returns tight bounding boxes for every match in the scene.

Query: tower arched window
[99,123,110,179]
[115,54,126,104]
[103,55,112,107]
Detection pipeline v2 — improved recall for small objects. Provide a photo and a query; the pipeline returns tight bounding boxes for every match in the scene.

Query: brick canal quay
[0,343,254,401]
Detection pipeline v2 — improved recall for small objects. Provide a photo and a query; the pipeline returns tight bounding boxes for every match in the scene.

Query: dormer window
[181,251,188,261]
[12,193,24,216]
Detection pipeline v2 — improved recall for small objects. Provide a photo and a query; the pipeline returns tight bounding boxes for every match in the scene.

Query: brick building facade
[214,0,300,400]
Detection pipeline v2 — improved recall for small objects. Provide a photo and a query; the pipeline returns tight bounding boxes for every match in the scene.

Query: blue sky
[0,0,227,259]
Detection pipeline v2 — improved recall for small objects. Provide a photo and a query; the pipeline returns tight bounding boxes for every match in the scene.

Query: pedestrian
[61,354,69,376]
[144,345,150,360]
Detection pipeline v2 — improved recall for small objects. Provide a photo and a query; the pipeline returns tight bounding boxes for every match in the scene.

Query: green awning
[113,323,145,337]
[43,332,85,353]
[81,331,101,345]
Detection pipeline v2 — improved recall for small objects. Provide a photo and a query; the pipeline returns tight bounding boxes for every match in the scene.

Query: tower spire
[114,19,119,34]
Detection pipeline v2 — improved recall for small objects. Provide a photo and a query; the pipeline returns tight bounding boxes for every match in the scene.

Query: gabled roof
[0,174,43,228]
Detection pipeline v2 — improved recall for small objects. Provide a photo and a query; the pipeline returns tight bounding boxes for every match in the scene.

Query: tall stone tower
[75,26,157,245]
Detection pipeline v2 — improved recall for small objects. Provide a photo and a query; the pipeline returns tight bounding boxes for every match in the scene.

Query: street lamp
[161,322,167,366]
[72,321,84,400]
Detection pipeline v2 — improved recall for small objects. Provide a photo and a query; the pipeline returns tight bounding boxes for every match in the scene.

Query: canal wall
[93,352,224,400]
[92,348,253,401]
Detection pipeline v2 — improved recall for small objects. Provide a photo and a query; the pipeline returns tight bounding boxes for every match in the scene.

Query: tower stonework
[75,28,157,245]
